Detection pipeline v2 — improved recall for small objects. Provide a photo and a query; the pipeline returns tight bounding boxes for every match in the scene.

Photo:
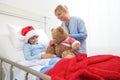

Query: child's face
[28,36,38,44]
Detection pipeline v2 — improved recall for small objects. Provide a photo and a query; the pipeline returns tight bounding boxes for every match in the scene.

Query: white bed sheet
[12,59,51,80]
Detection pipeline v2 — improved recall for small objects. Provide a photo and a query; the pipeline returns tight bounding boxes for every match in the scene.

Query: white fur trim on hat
[72,40,80,49]
[25,30,39,43]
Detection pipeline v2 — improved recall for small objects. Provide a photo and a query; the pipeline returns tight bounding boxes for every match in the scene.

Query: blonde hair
[54,4,68,14]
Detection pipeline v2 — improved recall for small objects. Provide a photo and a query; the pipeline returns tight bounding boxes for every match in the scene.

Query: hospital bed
[0,3,51,80]
[1,3,120,80]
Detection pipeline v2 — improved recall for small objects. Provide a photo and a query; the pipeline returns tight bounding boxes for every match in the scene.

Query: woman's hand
[68,34,71,37]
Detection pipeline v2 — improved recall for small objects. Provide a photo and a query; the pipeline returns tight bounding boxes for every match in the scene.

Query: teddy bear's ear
[51,28,54,32]
[57,27,64,33]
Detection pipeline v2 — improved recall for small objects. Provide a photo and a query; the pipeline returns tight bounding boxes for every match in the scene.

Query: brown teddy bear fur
[46,26,80,57]
[46,45,55,54]
[62,50,75,58]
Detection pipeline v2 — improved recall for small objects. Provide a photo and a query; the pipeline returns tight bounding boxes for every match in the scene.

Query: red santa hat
[21,26,39,43]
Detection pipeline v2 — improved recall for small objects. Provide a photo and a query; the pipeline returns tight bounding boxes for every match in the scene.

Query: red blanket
[42,54,120,80]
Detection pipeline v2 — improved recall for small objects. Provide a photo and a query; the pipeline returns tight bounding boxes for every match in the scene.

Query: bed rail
[0,56,51,80]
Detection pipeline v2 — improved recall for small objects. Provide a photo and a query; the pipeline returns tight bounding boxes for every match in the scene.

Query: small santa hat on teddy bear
[61,37,80,50]
[21,26,39,43]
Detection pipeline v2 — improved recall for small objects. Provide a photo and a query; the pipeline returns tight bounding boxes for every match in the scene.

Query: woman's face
[28,36,38,44]
[55,10,66,21]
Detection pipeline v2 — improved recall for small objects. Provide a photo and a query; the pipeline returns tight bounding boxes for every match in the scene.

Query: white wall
[0,0,63,38]
[0,0,120,56]
[88,0,120,55]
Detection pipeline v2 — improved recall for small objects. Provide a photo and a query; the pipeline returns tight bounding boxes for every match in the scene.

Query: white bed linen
[12,59,51,80]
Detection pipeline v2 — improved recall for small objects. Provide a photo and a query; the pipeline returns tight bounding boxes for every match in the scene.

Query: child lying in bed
[21,26,56,60]
[21,26,76,73]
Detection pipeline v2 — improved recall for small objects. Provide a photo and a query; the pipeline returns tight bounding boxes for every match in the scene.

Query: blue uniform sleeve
[71,18,87,40]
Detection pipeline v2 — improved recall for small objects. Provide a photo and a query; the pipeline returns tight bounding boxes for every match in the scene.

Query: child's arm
[23,44,42,60]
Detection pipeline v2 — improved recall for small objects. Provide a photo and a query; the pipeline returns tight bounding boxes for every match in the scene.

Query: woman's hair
[54,4,68,14]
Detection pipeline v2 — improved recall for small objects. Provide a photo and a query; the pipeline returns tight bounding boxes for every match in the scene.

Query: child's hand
[41,54,56,59]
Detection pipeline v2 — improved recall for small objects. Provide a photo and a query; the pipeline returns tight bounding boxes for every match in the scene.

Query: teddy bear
[46,26,80,58]
[62,50,75,58]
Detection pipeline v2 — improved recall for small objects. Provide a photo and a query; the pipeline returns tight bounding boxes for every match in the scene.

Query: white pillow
[7,24,25,61]
[36,29,50,46]
[7,24,24,51]
[7,24,50,51]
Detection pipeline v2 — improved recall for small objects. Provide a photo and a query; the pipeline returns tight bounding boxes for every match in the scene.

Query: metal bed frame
[0,56,51,80]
